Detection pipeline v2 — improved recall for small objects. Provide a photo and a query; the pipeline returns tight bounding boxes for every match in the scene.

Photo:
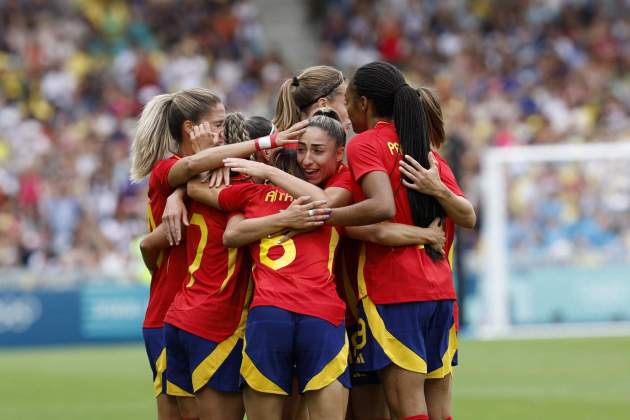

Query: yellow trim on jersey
[186,213,208,288]
[153,348,167,396]
[303,333,349,392]
[147,204,157,232]
[240,340,288,395]
[426,324,458,379]
[166,380,194,397]
[327,227,340,275]
[362,296,428,374]
[356,243,368,300]
[217,248,238,293]
[146,205,164,268]
[448,238,455,268]
[235,279,254,339]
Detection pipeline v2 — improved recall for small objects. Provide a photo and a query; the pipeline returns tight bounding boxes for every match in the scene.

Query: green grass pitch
[0,337,628,419]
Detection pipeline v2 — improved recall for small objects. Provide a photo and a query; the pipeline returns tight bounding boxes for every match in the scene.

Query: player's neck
[179,141,194,157]
[367,116,393,130]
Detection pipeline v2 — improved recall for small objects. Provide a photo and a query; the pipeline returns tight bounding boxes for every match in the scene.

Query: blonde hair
[273,65,344,131]
[417,87,445,148]
[130,88,221,182]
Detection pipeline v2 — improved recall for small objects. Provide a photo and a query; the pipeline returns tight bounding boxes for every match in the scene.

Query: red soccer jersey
[325,165,361,326]
[433,151,464,266]
[346,122,463,304]
[164,180,252,343]
[218,183,345,326]
[143,156,189,328]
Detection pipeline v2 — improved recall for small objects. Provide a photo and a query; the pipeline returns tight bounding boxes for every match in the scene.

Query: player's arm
[223,197,331,248]
[167,121,308,187]
[327,171,396,226]
[139,224,170,272]
[186,178,224,209]
[345,218,445,254]
[222,158,330,203]
[400,154,476,228]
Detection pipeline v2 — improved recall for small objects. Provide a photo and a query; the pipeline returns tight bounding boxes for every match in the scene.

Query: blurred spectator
[316,0,630,271]
[0,0,293,281]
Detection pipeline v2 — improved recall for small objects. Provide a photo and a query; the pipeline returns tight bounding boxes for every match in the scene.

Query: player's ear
[335,146,344,163]
[182,120,194,139]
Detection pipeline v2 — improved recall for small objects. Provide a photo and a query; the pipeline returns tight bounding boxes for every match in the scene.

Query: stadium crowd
[315,0,630,267]
[0,0,628,282]
[0,0,292,280]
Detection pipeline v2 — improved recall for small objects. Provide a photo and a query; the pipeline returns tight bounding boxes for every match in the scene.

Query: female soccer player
[131,88,305,420]
[131,87,224,420]
[187,166,347,420]
[218,112,448,420]
[337,62,475,420]
[141,113,326,420]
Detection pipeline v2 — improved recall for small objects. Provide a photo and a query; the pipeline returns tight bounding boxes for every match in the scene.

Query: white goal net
[478,141,630,339]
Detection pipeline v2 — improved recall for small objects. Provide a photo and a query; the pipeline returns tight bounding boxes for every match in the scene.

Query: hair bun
[291,76,300,87]
[312,107,340,122]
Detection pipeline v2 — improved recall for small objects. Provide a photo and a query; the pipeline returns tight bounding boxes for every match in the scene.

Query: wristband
[254,132,279,150]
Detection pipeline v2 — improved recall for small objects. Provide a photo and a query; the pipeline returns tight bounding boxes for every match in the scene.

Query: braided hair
[351,62,444,257]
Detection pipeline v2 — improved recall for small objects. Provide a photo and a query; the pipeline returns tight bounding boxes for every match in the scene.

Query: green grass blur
[0,337,628,419]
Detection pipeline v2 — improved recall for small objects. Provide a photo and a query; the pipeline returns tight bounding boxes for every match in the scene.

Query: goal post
[479,141,630,339]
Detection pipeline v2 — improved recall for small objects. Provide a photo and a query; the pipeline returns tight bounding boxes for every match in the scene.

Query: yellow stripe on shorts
[153,348,167,397]
[240,339,288,395]
[362,295,428,374]
[303,333,349,392]
[426,324,458,379]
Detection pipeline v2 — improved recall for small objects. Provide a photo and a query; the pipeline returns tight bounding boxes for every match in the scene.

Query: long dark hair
[352,62,444,256]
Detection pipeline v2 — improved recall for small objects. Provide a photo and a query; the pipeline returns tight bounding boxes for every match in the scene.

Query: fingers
[223,167,230,186]
[172,215,181,245]
[404,155,425,172]
[193,124,202,139]
[209,170,217,187]
[285,128,306,140]
[163,217,174,246]
[401,179,416,190]
[430,217,441,227]
[289,119,309,131]
[399,165,418,182]
[303,200,328,209]
[182,207,189,226]
[292,196,311,206]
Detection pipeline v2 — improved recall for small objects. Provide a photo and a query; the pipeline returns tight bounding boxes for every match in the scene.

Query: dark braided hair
[223,112,250,145]
[351,61,444,258]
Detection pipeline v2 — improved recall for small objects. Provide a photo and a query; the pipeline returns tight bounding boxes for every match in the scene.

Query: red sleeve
[150,158,178,195]
[325,165,355,192]
[434,152,464,196]
[218,183,261,212]
[347,134,387,182]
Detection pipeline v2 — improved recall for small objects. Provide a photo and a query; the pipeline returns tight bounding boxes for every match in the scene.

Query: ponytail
[352,62,444,244]
[130,93,176,182]
[130,88,221,182]
[273,78,301,131]
[273,65,344,131]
